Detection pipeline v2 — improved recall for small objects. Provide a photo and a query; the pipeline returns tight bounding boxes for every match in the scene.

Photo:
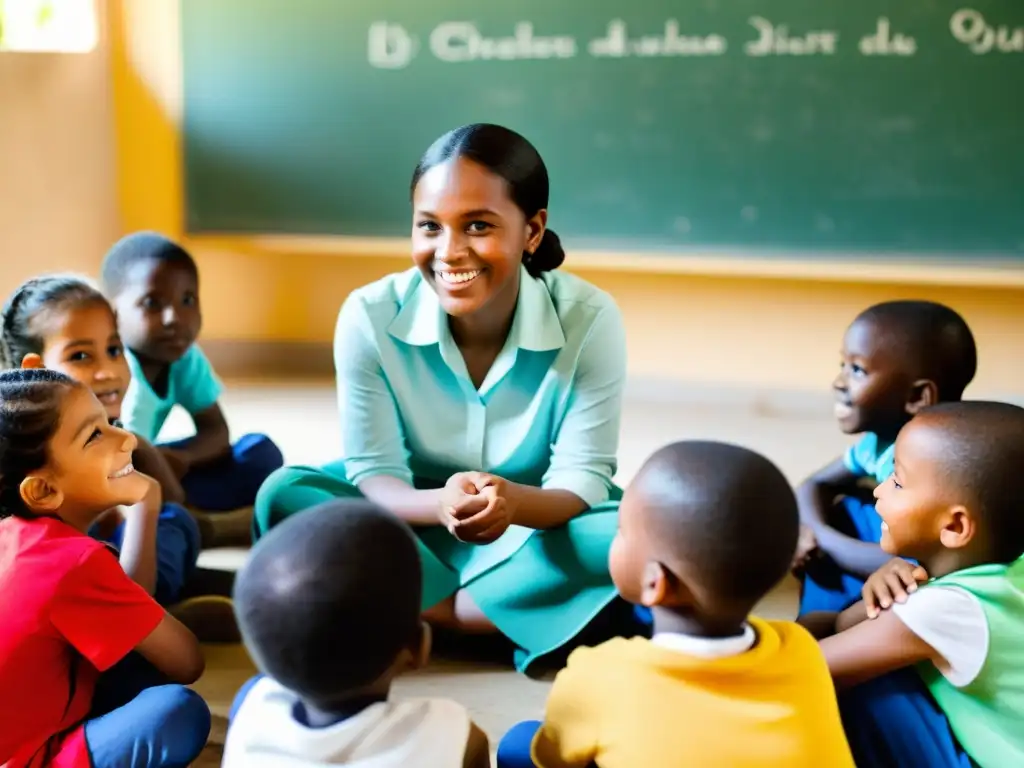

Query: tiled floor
[175,380,852,766]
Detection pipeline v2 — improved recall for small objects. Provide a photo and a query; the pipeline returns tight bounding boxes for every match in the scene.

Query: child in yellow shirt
[497,441,854,768]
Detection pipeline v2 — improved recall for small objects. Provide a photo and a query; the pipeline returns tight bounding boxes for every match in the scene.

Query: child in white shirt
[224,498,490,767]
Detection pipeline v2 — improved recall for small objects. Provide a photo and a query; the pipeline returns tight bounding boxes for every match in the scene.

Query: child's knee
[149,686,211,762]
[497,720,543,768]
[234,433,285,471]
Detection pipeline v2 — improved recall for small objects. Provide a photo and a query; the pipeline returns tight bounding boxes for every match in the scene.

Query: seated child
[497,441,855,768]
[795,300,976,614]
[0,368,209,768]
[0,275,203,601]
[100,231,284,519]
[0,274,239,641]
[224,499,490,767]
[808,401,1024,768]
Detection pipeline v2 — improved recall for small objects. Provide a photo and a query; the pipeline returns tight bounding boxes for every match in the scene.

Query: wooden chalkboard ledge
[184,235,1024,289]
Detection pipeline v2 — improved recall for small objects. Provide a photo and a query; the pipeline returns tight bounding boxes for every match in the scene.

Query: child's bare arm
[819,609,937,689]
[797,611,842,639]
[118,473,161,595]
[462,722,491,768]
[162,402,231,473]
[835,601,871,633]
[134,613,206,684]
[796,458,889,577]
[132,434,185,504]
[802,558,929,638]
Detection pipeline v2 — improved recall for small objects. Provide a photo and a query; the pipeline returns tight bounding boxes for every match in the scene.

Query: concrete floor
[174,380,852,766]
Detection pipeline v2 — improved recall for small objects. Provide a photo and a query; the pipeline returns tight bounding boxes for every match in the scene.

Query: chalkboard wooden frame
[182,234,1024,287]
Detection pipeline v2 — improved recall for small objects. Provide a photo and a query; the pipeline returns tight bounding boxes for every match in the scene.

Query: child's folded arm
[164,402,232,471]
[798,602,870,639]
[819,608,938,689]
[164,345,231,472]
[134,613,206,684]
[796,457,889,577]
[836,601,871,633]
[117,473,162,595]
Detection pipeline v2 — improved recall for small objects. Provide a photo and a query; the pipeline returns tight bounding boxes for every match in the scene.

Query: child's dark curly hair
[0,274,108,370]
[0,368,77,519]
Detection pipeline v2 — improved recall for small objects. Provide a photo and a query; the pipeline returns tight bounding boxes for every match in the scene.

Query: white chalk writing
[950,9,1024,54]
[366,13,1024,68]
[745,17,838,56]
[589,20,726,58]
[430,22,576,63]
[368,22,416,69]
[859,17,916,56]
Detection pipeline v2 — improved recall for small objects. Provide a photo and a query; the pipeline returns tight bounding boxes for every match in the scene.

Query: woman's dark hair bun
[524,228,565,276]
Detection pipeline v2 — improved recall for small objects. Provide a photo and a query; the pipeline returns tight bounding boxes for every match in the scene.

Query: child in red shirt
[0,368,210,767]
[1,273,238,641]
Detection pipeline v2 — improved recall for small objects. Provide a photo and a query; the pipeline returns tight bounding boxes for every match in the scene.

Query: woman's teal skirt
[253,461,620,672]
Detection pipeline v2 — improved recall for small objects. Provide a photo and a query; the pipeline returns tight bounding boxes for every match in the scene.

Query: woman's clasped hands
[438,471,517,544]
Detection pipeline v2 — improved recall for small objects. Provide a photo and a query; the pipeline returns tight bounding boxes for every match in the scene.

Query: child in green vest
[804,400,1024,768]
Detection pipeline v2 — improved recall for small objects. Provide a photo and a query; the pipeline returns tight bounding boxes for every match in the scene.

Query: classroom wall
[8,1,1019,402]
[0,2,118,288]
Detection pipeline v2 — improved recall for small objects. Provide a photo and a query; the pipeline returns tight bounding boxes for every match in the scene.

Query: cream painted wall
[180,242,1024,399]
[0,6,118,290]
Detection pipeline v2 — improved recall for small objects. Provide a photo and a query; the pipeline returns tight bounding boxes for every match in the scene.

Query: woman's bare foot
[423,590,498,634]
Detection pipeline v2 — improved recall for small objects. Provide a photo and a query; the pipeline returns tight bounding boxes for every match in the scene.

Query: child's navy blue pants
[799,496,885,615]
[165,432,284,512]
[95,501,201,606]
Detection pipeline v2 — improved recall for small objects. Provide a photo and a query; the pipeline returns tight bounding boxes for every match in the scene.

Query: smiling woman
[255,124,637,671]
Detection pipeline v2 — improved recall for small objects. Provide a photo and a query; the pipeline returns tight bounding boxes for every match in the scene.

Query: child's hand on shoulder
[862,558,929,618]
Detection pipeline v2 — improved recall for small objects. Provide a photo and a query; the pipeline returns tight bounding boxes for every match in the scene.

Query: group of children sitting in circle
[2,123,1023,768]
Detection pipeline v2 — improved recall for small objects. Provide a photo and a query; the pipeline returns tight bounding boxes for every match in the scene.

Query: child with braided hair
[1,275,237,640]
[0,368,209,767]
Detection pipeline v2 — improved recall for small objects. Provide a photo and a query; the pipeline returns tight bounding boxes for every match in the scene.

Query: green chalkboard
[181,1,1024,257]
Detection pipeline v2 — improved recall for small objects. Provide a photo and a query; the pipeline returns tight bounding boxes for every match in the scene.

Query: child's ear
[20,353,44,370]
[906,379,939,415]
[390,622,431,679]
[19,474,63,514]
[640,561,691,608]
[939,505,975,550]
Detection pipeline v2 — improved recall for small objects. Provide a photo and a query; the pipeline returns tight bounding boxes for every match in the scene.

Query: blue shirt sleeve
[541,302,627,508]
[172,345,223,415]
[334,296,413,487]
[843,433,877,478]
